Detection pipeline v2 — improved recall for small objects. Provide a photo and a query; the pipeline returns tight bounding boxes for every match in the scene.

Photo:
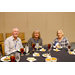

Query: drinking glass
[0,53,2,61]
[68,44,71,52]
[32,43,35,51]
[20,48,24,56]
[48,44,51,51]
[15,52,20,62]
[10,54,15,62]
[36,43,39,51]
[25,46,29,56]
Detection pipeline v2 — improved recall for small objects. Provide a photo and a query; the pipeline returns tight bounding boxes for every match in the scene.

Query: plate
[33,52,40,57]
[69,51,75,55]
[42,53,49,57]
[53,46,62,49]
[35,46,42,48]
[27,57,37,62]
[40,48,46,52]
[53,49,60,52]
[1,56,11,62]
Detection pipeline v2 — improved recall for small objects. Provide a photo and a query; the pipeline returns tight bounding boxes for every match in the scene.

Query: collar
[11,35,19,41]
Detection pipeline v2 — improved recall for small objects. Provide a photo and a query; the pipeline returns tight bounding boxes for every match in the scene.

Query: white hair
[12,28,19,32]
[34,29,39,32]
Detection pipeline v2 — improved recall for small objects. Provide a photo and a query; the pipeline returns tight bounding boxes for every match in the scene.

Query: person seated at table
[28,29,43,48]
[52,30,69,48]
[4,28,23,55]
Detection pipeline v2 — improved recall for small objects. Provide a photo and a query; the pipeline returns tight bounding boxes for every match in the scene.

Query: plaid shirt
[52,37,69,48]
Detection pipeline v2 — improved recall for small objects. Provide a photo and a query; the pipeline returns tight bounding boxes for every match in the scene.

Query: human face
[34,31,39,38]
[12,28,19,38]
[57,31,63,39]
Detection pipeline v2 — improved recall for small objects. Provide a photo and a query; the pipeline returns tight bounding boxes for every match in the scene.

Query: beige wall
[0,12,75,45]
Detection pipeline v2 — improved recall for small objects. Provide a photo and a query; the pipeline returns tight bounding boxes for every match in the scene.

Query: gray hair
[12,28,19,32]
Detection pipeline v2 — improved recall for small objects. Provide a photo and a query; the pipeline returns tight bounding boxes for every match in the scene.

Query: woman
[28,29,43,48]
[52,30,69,48]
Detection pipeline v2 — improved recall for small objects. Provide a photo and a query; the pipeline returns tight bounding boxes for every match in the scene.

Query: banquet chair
[6,33,12,38]
[0,33,5,56]
[18,32,27,47]
[6,32,27,47]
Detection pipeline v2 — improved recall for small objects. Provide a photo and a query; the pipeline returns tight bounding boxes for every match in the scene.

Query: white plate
[40,48,46,52]
[42,53,49,57]
[53,46,62,49]
[1,56,11,62]
[26,57,37,62]
[53,49,60,52]
[33,53,40,57]
[35,46,42,48]
[68,51,75,55]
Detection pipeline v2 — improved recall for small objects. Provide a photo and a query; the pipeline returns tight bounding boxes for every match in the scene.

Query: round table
[19,47,75,62]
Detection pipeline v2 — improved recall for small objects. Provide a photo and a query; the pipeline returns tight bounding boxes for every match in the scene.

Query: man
[4,28,23,55]
[52,30,69,48]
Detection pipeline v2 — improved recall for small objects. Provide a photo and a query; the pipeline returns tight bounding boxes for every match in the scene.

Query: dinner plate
[33,52,40,57]
[35,46,42,48]
[53,49,60,52]
[53,46,62,49]
[42,53,49,57]
[1,56,11,62]
[40,48,46,52]
[26,57,37,62]
[68,51,75,55]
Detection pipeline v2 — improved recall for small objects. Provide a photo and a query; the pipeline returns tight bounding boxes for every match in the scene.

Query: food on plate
[56,45,61,48]
[34,52,40,56]
[43,54,48,57]
[40,48,46,52]
[55,49,59,51]
[27,57,35,61]
[69,51,74,54]
[4,56,10,61]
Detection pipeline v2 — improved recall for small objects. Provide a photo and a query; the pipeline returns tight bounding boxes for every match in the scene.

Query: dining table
[1,46,75,62]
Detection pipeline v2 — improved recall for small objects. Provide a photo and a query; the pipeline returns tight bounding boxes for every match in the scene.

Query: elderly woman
[52,30,69,48]
[28,29,43,47]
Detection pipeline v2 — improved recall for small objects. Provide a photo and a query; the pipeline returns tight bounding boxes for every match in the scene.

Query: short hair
[32,29,41,38]
[12,28,19,32]
[57,30,64,36]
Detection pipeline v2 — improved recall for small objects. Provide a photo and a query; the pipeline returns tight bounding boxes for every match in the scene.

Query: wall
[0,12,75,45]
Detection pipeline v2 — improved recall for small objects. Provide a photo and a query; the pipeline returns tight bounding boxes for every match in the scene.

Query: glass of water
[25,46,29,56]
[36,43,39,51]
[15,52,20,62]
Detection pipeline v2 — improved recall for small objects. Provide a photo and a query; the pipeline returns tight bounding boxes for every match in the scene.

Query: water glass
[36,43,39,51]
[15,52,20,62]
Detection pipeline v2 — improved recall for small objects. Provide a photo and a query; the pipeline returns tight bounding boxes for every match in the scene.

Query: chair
[0,33,5,56]
[18,32,27,44]
[6,33,12,38]
[6,32,27,45]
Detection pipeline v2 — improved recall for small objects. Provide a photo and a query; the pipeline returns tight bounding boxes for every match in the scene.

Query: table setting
[1,43,75,62]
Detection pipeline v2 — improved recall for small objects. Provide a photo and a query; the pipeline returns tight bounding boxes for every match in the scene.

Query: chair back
[6,33,12,38]
[18,32,25,41]
[0,33,3,42]
[6,32,25,40]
